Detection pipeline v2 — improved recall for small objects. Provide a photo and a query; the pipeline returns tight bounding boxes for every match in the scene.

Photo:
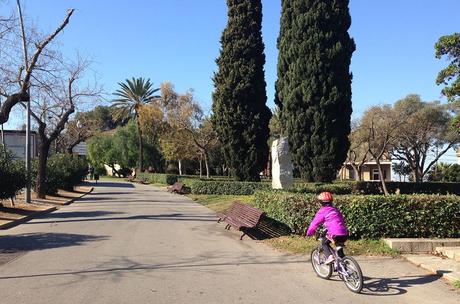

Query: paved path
[0,182,458,304]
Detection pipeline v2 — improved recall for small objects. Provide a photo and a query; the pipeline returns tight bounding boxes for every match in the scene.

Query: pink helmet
[317,191,333,202]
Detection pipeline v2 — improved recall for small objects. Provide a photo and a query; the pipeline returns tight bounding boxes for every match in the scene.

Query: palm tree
[112,77,159,172]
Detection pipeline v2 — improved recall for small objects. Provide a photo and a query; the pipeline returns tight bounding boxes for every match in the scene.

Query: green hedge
[354,181,460,195]
[138,173,178,185]
[0,151,26,200]
[36,154,88,195]
[253,191,460,239]
[291,182,353,195]
[191,180,270,195]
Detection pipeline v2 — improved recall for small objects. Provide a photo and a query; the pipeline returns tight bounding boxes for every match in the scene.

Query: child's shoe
[325,255,335,265]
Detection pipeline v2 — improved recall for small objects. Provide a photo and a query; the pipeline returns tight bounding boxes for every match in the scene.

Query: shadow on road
[26,213,218,225]
[361,274,441,296]
[92,182,135,188]
[39,211,124,219]
[0,232,107,253]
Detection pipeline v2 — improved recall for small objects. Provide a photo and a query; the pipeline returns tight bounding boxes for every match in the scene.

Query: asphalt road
[0,181,458,304]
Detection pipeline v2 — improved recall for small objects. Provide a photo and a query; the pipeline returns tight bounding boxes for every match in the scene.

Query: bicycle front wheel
[310,248,332,279]
[341,256,363,293]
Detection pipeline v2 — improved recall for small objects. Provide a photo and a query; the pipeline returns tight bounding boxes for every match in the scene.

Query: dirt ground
[0,186,92,227]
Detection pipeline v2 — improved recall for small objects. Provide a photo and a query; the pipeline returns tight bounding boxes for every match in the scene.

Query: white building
[1,130,38,159]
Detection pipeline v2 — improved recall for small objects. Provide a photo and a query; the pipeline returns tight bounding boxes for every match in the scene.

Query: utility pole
[0,98,5,149]
[17,0,31,203]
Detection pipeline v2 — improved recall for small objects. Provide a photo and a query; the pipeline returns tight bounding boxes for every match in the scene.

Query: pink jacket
[306,205,348,237]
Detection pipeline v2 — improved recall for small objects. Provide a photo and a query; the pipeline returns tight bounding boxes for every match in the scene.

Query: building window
[372,169,379,181]
[348,169,355,180]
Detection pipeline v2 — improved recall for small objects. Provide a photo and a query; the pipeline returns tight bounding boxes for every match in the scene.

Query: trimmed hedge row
[253,191,460,239]
[291,183,353,195]
[354,181,460,195]
[138,173,178,185]
[191,180,271,195]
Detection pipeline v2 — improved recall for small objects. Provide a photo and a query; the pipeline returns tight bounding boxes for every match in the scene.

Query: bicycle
[310,230,364,293]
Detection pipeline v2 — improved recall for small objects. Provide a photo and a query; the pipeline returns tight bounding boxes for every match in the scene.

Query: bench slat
[217,202,265,239]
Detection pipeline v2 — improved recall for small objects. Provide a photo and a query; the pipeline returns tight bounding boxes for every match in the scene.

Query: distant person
[306,192,349,265]
[89,167,94,180]
[94,172,99,184]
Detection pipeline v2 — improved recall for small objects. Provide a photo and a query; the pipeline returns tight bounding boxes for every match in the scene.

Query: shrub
[290,182,353,195]
[354,181,460,195]
[191,180,270,195]
[0,151,26,201]
[137,173,178,185]
[45,154,88,194]
[253,191,460,239]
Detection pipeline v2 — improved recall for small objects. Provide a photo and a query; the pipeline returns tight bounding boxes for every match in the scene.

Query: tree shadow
[40,211,124,219]
[26,213,218,225]
[89,192,133,196]
[361,274,442,296]
[92,182,135,188]
[0,232,108,253]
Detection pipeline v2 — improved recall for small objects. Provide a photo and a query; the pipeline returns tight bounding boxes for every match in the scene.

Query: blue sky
[2,0,460,162]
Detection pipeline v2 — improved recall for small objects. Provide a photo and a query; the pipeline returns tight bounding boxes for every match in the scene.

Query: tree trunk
[376,159,389,196]
[178,159,182,176]
[204,152,210,179]
[199,155,202,178]
[136,115,144,173]
[36,140,51,199]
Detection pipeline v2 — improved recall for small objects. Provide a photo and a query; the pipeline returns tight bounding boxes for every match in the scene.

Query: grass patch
[263,235,399,257]
[188,194,254,213]
[99,175,124,181]
[453,280,460,289]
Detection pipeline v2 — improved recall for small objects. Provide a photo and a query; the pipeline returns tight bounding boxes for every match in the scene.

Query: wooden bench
[217,202,265,240]
[167,182,187,194]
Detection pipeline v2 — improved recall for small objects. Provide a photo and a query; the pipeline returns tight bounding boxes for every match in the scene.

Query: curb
[0,206,58,230]
[0,186,94,230]
[403,254,460,285]
[62,187,94,206]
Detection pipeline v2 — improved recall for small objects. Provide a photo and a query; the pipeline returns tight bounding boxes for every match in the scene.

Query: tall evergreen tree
[212,0,271,181]
[275,0,355,182]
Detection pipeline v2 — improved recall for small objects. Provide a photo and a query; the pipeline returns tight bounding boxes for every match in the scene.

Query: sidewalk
[0,185,93,230]
[404,254,460,285]
[384,238,460,286]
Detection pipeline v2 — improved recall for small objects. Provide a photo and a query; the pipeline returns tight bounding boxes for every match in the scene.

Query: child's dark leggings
[322,235,348,258]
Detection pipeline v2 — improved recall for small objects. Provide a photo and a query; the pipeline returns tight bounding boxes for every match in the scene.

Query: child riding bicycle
[306,192,348,265]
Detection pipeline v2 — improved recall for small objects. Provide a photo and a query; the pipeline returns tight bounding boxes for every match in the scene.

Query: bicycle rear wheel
[341,256,363,293]
[310,248,332,279]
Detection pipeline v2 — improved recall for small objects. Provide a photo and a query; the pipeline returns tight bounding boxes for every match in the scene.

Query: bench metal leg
[225,224,230,230]
[240,232,246,240]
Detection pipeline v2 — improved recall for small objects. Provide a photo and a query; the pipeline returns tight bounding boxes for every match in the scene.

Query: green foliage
[137,172,177,185]
[0,151,26,200]
[291,183,353,195]
[212,0,271,181]
[435,33,460,103]
[191,180,270,195]
[87,122,164,175]
[354,181,460,195]
[275,0,355,182]
[253,191,460,238]
[112,77,160,171]
[33,154,88,195]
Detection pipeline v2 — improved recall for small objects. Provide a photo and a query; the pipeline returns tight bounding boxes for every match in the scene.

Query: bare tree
[346,120,370,181]
[23,58,100,198]
[0,8,74,124]
[361,105,399,195]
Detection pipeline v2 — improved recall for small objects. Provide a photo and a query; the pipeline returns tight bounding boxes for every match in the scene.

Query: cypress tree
[275,0,355,182]
[212,0,271,181]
